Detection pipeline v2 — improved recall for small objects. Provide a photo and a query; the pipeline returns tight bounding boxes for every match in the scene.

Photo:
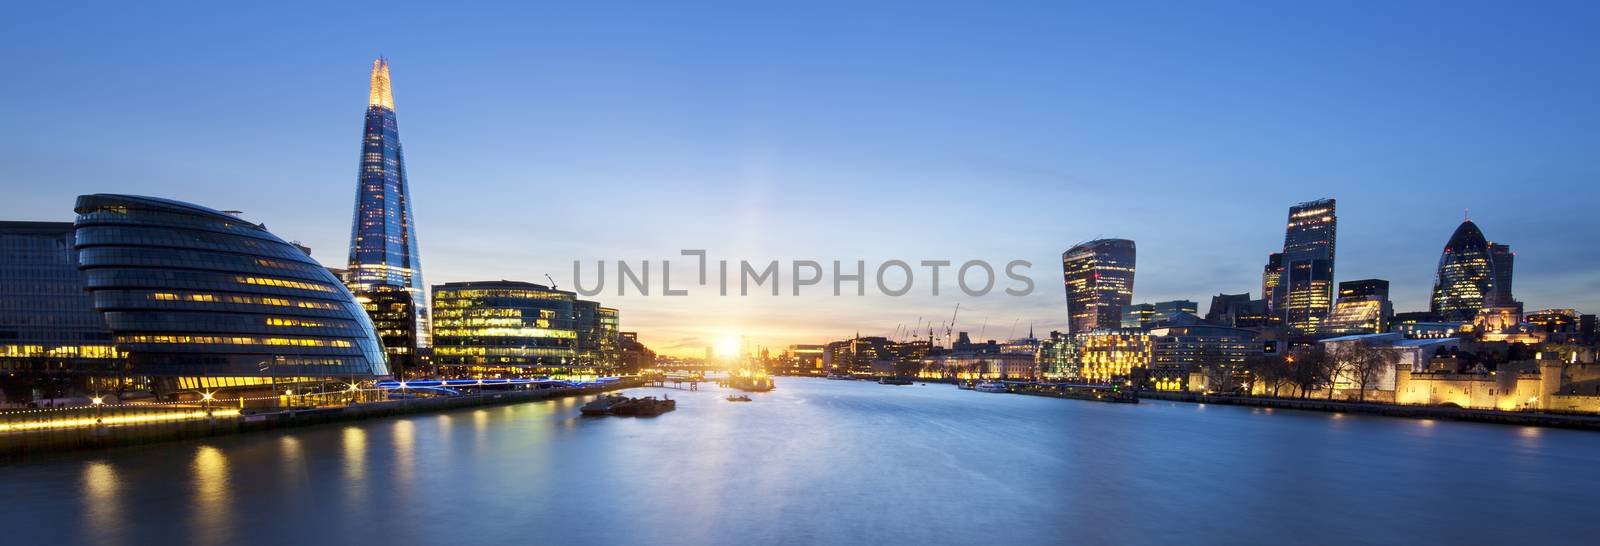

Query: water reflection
[81,461,122,545]
[278,436,304,481]
[393,420,415,495]
[190,446,231,546]
[9,379,1600,546]
[339,426,369,513]
[473,409,489,451]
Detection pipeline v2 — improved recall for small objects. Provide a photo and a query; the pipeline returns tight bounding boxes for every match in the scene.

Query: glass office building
[1318,279,1393,335]
[347,58,429,376]
[571,299,621,368]
[1279,199,1337,333]
[1431,219,1510,322]
[1147,316,1262,391]
[431,281,586,377]
[1062,238,1137,334]
[74,194,388,388]
[1488,243,1515,306]
[1262,252,1283,313]
[0,222,122,379]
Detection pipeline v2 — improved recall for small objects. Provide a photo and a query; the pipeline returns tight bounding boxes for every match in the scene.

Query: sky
[3,1,1598,357]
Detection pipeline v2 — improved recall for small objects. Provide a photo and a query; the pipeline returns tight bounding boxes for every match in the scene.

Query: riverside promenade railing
[0,378,639,456]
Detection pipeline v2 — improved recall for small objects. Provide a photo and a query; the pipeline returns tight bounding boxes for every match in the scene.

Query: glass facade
[1488,242,1515,306]
[1262,252,1283,313]
[1318,279,1393,335]
[1073,330,1150,384]
[1147,320,1262,391]
[1431,220,1510,322]
[1279,199,1336,333]
[572,299,622,369]
[73,194,388,379]
[431,281,590,377]
[1122,300,1199,329]
[0,222,122,376]
[347,58,429,376]
[1062,238,1136,334]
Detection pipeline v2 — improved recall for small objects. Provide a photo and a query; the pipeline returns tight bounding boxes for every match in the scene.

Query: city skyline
[4,3,1599,356]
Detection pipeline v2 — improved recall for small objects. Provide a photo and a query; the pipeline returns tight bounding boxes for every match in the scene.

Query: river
[4,377,1598,545]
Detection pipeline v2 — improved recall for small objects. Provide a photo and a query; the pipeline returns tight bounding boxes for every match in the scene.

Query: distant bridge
[373,377,623,394]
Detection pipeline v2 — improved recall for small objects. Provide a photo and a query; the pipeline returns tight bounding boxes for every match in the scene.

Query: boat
[726,395,752,402]
[956,381,975,390]
[878,377,914,385]
[631,396,677,416]
[609,396,676,416]
[825,373,854,380]
[580,394,629,416]
[975,381,1008,393]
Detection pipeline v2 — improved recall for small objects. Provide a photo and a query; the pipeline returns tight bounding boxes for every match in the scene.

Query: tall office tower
[1431,219,1506,322]
[1062,239,1137,334]
[1488,242,1515,306]
[1278,199,1337,333]
[346,58,428,377]
[1262,252,1284,313]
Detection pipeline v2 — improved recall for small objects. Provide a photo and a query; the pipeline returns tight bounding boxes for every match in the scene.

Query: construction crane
[945,303,960,349]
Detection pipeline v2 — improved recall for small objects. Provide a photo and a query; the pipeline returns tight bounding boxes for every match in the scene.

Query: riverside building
[430,281,622,378]
[0,222,122,398]
[73,194,389,393]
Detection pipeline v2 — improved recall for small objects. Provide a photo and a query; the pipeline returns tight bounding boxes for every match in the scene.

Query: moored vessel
[975,381,1008,393]
[580,395,629,416]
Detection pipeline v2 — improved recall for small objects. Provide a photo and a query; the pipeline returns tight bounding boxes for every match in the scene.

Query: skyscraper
[1262,252,1283,313]
[1488,242,1515,306]
[347,58,428,376]
[1278,199,1336,333]
[1062,238,1136,333]
[1431,219,1513,322]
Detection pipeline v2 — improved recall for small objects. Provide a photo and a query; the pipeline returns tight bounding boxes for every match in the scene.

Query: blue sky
[3,1,1597,355]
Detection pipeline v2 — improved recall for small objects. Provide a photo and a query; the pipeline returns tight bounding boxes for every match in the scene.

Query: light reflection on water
[7,379,1600,545]
[82,461,121,545]
[189,446,230,546]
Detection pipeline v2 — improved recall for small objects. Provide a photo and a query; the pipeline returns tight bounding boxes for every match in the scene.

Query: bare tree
[1289,344,1330,399]
[1202,364,1241,394]
[1245,353,1291,397]
[1322,347,1343,400]
[1341,342,1399,402]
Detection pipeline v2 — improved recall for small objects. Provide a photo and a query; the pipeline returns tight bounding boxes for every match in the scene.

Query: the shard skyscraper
[347,58,428,377]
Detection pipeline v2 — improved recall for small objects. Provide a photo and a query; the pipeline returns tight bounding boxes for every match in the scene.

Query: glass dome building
[73,194,388,388]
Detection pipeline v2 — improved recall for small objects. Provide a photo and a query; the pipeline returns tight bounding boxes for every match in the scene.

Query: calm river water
[5,377,1599,545]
